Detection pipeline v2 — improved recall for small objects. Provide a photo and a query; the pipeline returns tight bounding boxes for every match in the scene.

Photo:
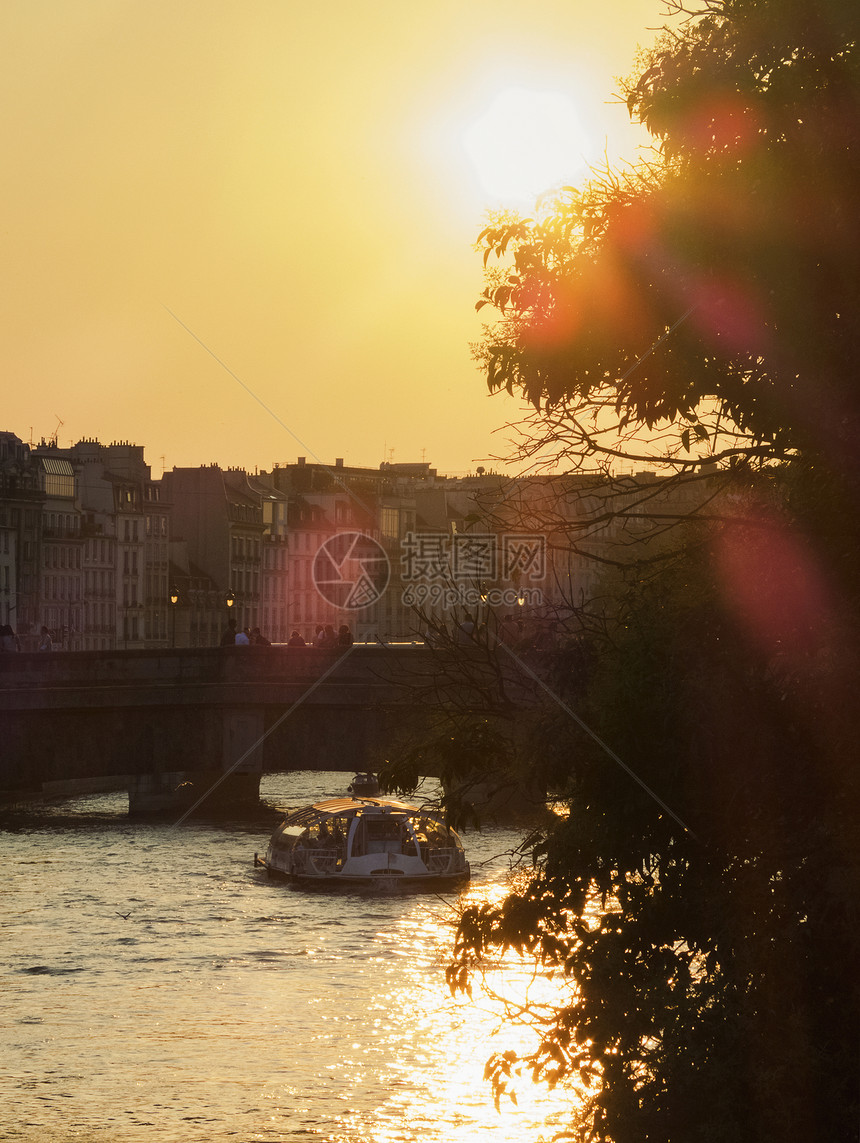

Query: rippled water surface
[0,772,573,1142]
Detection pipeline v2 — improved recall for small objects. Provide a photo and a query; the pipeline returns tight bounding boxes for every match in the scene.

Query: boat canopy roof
[282,797,445,829]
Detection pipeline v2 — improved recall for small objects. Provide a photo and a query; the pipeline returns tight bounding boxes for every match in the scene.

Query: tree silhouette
[451,3,860,1140]
[475,0,860,479]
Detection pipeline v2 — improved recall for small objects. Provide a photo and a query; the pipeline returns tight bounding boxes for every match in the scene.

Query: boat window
[413,817,452,850]
[367,818,400,842]
[351,815,404,855]
[302,819,347,850]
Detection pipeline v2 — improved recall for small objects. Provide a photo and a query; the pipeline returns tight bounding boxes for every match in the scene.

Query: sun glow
[463,87,595,205]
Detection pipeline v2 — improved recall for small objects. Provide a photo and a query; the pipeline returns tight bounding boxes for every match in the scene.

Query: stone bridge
[0,645,455,812]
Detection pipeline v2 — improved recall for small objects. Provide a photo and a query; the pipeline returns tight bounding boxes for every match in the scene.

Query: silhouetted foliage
[378,607,555,828]
[453,2,860,1139]
[476,0,860,477]
[450,493,859,1140]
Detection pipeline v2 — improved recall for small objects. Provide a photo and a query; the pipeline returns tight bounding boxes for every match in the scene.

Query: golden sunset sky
[1,0,666,476]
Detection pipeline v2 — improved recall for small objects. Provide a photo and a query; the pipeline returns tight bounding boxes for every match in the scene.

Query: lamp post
[221,589,236,648]
[516,588,525,643]
[169,584,179,648]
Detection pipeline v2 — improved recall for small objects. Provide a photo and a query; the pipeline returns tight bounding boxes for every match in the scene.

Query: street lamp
[169,584,179,648]
[225,589,235,611]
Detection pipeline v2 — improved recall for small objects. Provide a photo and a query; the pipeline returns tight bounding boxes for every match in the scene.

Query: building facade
[0,432,43,644]
[1,425,727,651]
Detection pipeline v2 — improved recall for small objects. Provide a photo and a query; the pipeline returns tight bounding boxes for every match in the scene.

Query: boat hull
[261,859,470,893]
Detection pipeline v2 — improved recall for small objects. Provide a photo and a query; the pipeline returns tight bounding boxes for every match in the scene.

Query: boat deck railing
[301,848,340,874]
[425,847,460,873]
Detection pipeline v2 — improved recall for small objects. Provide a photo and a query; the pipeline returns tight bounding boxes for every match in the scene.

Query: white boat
[258,780,470,891]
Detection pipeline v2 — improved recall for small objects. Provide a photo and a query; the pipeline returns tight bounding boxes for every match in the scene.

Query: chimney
[335,458,344,468]
[297,457,306,466]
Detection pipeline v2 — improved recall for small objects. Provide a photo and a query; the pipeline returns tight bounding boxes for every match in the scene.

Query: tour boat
[257,777,470,890]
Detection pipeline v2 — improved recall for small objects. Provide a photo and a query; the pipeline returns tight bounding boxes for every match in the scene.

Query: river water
[0,772,575,1143]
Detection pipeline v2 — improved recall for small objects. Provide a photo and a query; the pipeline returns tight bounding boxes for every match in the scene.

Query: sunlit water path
[0,772,575,1142]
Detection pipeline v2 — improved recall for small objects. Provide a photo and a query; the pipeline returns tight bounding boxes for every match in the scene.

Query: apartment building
[34,452,83,649]
[0,432,43,643]
[259,457,427,642]
[34,439,155,650]
[162,465,265,638]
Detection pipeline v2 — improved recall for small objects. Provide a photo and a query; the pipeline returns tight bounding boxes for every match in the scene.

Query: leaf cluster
[448,501,860,1140]
[475,0,860,474]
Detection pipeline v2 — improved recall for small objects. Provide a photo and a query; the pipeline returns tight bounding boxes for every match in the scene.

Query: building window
[380,507,399,541]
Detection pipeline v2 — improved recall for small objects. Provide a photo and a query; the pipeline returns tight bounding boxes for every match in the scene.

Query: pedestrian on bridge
[0,624,20,652]
[318,624,337,648]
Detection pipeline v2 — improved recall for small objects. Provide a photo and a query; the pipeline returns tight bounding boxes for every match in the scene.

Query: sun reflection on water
[326,878,581,1143]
